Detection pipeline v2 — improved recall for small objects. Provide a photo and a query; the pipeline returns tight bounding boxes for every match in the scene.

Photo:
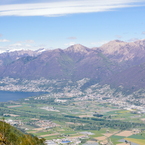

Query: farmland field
[1,95,145,145]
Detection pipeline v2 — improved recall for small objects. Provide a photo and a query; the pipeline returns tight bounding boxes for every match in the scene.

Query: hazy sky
[0,0,145,52]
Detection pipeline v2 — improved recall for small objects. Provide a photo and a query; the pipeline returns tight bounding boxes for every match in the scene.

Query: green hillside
[0,120,46,145]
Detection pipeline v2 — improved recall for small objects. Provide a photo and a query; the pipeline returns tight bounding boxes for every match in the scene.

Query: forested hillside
[0,120,46,145]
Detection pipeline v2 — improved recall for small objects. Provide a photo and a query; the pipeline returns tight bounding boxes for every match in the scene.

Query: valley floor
[1,93,145,145]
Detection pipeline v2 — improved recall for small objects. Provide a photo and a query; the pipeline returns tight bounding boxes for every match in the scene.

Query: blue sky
[0,0,145,52]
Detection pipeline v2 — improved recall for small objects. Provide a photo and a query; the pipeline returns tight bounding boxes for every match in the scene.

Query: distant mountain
[1,39,145,92]
[104,62,145,92]
[0,44,116,80]
[99,39,145,65]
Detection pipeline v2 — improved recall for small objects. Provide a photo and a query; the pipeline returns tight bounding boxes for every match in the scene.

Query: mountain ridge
[1,39,145,92]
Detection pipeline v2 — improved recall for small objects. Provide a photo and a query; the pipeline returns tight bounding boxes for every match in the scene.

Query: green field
[125,138,145,145]
[1,96,145,145]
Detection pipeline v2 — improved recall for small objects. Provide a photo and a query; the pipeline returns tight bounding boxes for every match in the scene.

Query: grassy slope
[0,121,45,145]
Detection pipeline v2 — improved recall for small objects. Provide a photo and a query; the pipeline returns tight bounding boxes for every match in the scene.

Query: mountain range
[1,39,145,92]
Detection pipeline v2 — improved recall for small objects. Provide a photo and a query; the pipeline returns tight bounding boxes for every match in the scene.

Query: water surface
[0,91,46,102]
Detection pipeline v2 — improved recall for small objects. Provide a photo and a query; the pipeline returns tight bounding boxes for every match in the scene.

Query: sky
[0,0,145,52]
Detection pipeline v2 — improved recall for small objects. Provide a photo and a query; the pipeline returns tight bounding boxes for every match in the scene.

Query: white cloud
[0,49,6,54]
[25,44,31,47]
[8,42,31,49]
[128,38,139,42]
[0,39,10,42]
[8,40,35,48]
[25,40,35,43]
[5,42,46,51]
[10,42,22,47]
[0,40,49,53]
[0,0,145,16]
[67,37,77,40]
[64,42,76,46]
[91,41,110,47]
[115,35,122,39]
[142,31,145,35]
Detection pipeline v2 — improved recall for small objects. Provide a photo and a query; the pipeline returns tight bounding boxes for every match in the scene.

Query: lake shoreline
[0,91,47,102]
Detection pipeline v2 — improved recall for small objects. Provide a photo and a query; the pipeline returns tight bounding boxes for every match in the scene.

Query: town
[1,77,145,144]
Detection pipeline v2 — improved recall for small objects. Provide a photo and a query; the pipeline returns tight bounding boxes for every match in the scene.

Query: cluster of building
[46,136,88,145]
[5,119,23,126]
[32,120,59,129]
[40,106,59,112]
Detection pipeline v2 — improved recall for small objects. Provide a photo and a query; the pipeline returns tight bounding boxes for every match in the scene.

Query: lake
[0,91,46,102]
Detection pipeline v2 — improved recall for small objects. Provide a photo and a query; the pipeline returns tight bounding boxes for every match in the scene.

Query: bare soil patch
[27,130,38,133]
[117,143,130,145]
[33,128,44,131]
[79,115,93,118]
[141,118,145,121]
[40,133,59,137]
[95,136,106,141]
[66,122,82,125]
[86,141,97,144]
[116,131,133,137]
[100,140,108,144]
[66,122,75,124]
[103,133,115,137]
[57,129,65,131]
[30,118,39,120]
